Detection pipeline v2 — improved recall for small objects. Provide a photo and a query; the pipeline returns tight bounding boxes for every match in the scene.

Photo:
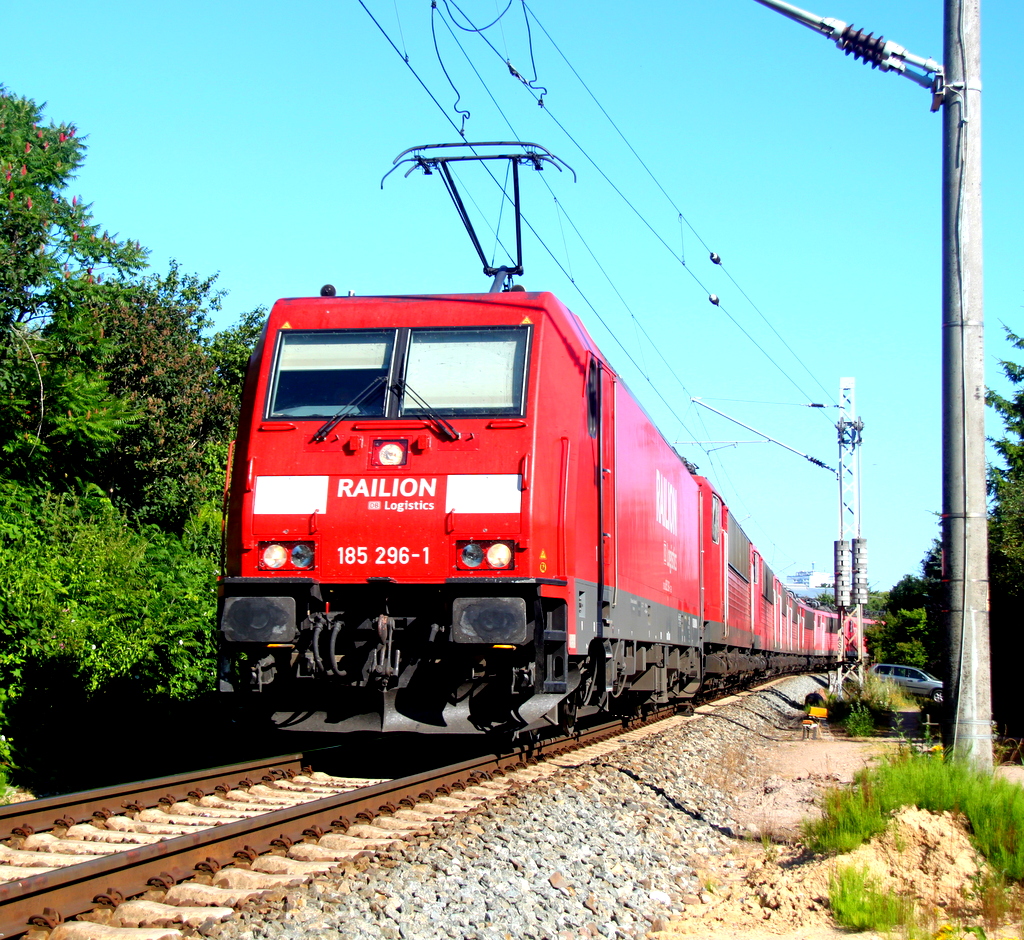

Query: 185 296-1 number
[337,546,430,564]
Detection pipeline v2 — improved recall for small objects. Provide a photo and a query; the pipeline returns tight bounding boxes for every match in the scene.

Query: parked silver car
[869,663,944,703]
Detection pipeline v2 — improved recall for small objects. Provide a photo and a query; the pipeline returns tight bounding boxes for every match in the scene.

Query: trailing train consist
[218,289,841,734]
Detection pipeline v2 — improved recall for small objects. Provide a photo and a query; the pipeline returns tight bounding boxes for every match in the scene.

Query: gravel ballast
[211,675,827,940]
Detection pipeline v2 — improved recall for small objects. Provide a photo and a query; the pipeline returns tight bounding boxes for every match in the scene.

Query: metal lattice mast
[837,379,862,546]
[834,378,865,673]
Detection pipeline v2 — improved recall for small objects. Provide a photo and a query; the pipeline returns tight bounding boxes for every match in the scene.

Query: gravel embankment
[210,675,825,940]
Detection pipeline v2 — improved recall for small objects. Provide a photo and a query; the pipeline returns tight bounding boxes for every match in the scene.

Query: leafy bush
[843,702,876,737]
[0,481,218,771]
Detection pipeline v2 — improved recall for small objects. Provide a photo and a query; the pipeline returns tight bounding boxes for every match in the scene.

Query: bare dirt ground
[649,715,1024,940]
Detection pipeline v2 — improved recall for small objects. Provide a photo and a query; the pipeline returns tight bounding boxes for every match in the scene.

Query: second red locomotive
[218,289,838,733]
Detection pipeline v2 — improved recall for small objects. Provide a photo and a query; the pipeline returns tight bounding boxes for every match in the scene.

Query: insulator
[839,25,886,68]
[709,252,721,264]
[708,294,720,306]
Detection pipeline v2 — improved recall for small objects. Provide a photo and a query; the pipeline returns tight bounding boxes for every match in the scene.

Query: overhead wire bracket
[752,0,945,111]
[384,142,575,291]
[691,398,836,473]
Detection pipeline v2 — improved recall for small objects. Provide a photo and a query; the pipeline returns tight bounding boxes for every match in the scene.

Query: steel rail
[0,711,672,938]
[0,754,306,840]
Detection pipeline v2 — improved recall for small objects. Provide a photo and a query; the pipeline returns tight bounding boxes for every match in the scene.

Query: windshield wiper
[394,381,461,441]
[310,375,387,442]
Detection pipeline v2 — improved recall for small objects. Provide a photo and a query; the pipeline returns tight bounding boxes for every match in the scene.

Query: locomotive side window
[728,522,751,580]
[711,495,722,544]
[401,328,529,416]
[586,359,600,437]
[268,331,394,418]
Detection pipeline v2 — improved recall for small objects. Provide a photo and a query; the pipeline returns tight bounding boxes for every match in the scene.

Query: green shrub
[844,702,877,737]
[861,669,917,710]
[829,864,913,931]
[0,481,219,771]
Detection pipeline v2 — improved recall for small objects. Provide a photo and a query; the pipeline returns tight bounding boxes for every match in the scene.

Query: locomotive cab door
[599,363,617,622]
[585,357,617,631]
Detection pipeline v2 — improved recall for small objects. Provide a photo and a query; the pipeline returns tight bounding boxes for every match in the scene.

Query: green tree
[866,543,943,671]
[208,306,266,404]
[0,87,147,478]
[96,263,244,530]
[1,87,263,526]
[987,326,1024,734]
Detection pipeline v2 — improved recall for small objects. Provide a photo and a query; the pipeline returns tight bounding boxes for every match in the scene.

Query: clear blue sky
[5,1,1021,589]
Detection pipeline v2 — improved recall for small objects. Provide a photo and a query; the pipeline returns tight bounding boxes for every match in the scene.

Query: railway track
[0,709,683,939]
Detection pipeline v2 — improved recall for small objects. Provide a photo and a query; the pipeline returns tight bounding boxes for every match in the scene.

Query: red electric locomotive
[218,288,839,734]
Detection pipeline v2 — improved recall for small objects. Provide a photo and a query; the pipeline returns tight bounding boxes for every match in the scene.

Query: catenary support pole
[942,0,991,769]
[751,0,992,771]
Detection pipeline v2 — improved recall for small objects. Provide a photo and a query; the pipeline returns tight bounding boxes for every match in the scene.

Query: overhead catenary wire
[522,1,837,408]
[430,3,471,134]
[436,0,838,417]
[442,0,837,413]
[429,1,828,419]
[427,10,705,418]
[391,0,409,61]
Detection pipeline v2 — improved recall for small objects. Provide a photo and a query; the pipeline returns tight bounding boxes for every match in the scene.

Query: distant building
[785,569,833,591]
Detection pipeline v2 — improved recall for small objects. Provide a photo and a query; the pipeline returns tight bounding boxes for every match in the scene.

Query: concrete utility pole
[752,0,992,769]
[940,0,990,771]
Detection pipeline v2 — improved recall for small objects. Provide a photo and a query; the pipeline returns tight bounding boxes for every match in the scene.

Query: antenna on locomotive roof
[383,142,575,292]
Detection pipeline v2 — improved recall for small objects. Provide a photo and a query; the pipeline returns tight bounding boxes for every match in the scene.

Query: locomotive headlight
[460,542,484,568]
[262,543,288,569]
[290,543,315,568]
[374,440,407,466]
[485,542,513,568]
